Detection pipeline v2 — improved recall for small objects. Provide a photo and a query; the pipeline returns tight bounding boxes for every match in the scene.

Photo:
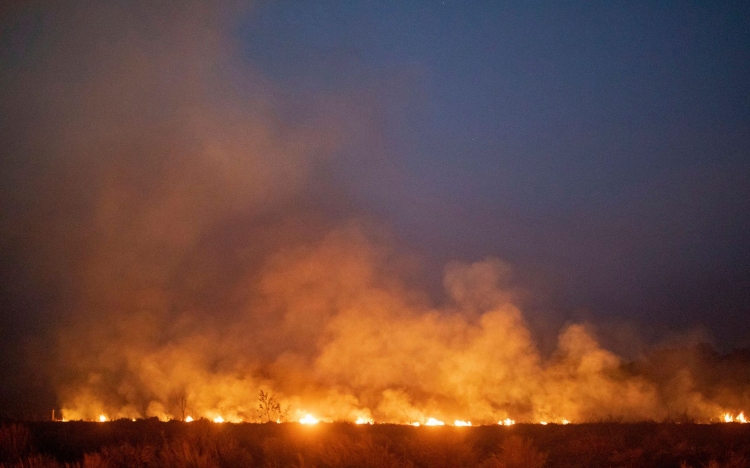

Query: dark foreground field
[2,420,750,467]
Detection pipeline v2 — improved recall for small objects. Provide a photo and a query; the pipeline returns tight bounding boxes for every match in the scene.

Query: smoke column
[0,2,748,422]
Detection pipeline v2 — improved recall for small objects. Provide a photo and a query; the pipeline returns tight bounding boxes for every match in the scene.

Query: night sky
[240,1,750,344]
[1,2,749,419]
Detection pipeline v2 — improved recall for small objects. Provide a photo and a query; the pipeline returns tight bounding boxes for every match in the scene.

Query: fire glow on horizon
[4,0,750,435]
[52,240,750,427]
[299,414,319,425]
[723,412,747,423]
[74,410,750,425]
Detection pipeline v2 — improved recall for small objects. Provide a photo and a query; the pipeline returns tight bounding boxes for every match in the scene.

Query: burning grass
[2,420,750,467]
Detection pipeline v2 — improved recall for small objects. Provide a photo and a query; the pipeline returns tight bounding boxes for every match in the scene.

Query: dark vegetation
[1,420,749,467]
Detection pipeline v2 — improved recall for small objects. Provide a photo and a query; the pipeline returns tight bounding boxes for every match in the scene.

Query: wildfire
[57,410,586,426]
[723,412,748,423]
[299,414,319,424]
[424,417,445,426]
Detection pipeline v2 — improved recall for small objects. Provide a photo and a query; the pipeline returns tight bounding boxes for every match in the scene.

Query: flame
[499,418,515,426]
[424,417,445,426]
[98,415,107,422]
[454,420,471,426]
[299,414,319,424]
[355,417,373,425]
[561,419,570,425]
[723,412,748,423]
[539,421,548,425]
[185,416,194,422]
[213,416,224,423]
[410,422,420,426]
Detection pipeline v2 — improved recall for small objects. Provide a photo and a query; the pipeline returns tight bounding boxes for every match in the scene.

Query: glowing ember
[213,416,224,423]
[355,417,374,425]
[499,418,515,426]
[299,414,319,424]
[185,416,194,422]
[98,415,107,422]
[454,420,472,426]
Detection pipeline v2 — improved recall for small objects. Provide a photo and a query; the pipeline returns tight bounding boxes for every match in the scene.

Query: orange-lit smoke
[57,229,750,424]
[2,2,748,425]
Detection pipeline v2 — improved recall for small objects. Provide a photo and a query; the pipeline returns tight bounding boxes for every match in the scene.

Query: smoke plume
[1,2,748,423]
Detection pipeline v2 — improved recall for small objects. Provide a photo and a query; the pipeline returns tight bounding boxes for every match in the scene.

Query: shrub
[480,436,546,468]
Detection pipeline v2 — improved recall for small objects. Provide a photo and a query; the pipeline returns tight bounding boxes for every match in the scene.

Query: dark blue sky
[238,1,750,345]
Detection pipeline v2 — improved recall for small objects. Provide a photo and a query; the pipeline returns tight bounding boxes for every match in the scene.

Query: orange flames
[54,238,750,427]
[299,414,319,425]
[424,418,445,426]
[722,412,747,423]
[66,411,750,426]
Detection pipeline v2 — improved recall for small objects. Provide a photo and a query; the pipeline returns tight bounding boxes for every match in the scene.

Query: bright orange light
[355,417,373,425]
[561,419,570,425]
[98,415,107,422]
[454,420,472,426]
[299,414,319,425]
[410,422,420,426]
[723,412,748,423]
[499,418,515,426]
[424,417,445,426]
[213,416,224,423]
[539,421,548,425]
[185,416,194,422]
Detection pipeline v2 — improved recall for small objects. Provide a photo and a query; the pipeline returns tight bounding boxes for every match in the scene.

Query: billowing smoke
[1,2,748,423]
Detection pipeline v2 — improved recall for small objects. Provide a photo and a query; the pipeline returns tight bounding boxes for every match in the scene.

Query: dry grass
[3,421,750,467]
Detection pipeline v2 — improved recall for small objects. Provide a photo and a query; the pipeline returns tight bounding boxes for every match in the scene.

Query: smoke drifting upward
[1,2,749,422]
[53,230,750,423]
